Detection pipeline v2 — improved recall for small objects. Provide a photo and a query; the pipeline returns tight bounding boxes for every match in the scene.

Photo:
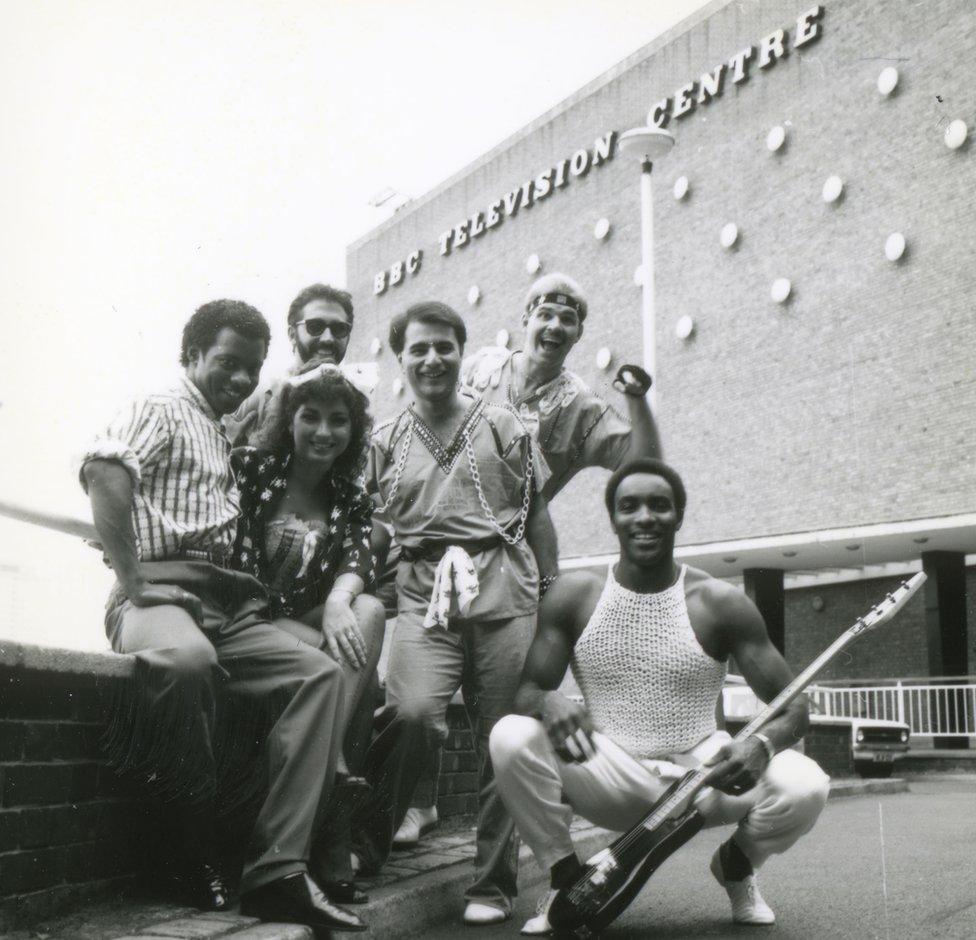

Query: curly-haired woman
[232,362,384,905]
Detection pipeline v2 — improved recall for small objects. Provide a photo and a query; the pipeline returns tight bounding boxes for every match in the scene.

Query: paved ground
[10,777,971,939]
[424,775,976,940]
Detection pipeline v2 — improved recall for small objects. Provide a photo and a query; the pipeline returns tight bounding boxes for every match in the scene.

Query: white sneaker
[710,849,776,925]
[520,888,558,936]
[393,805,438,847]
[463,900,510,926]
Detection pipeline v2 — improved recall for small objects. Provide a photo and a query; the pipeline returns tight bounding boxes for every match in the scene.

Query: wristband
[751,732,776,765]
[613,363,653,397]
[329,589,355,603]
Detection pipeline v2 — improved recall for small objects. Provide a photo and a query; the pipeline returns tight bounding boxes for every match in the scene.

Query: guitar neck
[733,625,859,741]
[640,573,926,828]
[640,626,861,828]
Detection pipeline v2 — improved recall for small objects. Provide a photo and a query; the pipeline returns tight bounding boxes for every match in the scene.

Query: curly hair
[180,299,270,367]
[287,284,354,327]
[605,457,687,521]
[250,365,372,481]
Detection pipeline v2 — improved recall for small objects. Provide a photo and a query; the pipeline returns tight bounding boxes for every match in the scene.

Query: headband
[526,291,584,319]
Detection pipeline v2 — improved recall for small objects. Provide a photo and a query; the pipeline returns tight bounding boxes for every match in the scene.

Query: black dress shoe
[176,861,229,912]
[241,872,366,933]
[320,879,369,905]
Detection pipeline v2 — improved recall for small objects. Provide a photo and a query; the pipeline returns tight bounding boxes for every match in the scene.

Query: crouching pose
[490,458,829,934]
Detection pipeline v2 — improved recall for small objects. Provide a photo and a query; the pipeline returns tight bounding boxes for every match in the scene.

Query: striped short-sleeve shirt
[79,376,240,560]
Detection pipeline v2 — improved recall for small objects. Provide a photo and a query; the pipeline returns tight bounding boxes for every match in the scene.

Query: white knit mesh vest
[571,565,727,759]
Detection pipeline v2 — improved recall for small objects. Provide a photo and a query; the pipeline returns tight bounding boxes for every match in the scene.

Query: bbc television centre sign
[372,5,825,297]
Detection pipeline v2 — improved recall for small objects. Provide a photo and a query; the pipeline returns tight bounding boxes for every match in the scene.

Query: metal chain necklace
[465,436,533,545]
[386,408,533,546]
[383,418,414,507]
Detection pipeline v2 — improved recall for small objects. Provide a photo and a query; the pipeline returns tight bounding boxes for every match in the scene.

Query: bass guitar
[547,571,927,937]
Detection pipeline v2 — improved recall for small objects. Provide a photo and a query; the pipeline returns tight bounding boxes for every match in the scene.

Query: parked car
[815,714,910,778]
[721,677,911,778]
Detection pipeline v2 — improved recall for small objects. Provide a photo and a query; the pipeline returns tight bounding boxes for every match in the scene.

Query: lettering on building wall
[374,249,422,296]
[373,131,617,294]
[649,5,824,128]
[372,5,825,296]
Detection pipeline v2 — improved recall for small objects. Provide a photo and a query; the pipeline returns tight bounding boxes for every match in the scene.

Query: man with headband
[463,272,661,502]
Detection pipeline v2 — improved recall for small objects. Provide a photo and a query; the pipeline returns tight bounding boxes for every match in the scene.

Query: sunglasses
[299,318,351,339]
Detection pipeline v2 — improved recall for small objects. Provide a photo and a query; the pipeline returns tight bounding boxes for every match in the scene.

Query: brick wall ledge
[0,638,483,928]
[0,640,135,678]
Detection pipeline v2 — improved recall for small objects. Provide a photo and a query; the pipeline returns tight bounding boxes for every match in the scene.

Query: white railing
[809,679,976,739]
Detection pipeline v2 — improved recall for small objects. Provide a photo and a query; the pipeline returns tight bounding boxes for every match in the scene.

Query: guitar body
[548,775,704,937]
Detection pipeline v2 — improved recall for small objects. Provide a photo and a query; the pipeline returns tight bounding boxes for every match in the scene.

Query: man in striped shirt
[80,299,366,934]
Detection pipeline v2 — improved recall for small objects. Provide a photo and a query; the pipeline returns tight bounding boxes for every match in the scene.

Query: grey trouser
[105,561,346,893]
[384,608,535,909]
[491,719,830,873]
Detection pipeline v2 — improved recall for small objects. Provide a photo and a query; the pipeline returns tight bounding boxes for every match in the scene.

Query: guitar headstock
[850,571,927,637]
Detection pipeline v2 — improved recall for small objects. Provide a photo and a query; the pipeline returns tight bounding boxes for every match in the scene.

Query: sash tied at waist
[423,545,480,630]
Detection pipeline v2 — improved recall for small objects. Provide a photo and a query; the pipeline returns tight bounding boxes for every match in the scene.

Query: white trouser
[489,715,830,873]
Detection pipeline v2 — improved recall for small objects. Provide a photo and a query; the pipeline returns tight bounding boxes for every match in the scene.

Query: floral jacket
[231,447,375,618]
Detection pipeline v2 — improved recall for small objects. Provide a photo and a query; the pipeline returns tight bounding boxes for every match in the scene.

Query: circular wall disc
[877,66,899,95]
[822,175,844,203]
[771,278,792,303]
[885,232,906,261]
[766,125,786,151]
[945,119,968,150]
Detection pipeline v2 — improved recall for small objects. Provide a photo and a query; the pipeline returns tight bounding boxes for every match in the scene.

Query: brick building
[344,0,975,683]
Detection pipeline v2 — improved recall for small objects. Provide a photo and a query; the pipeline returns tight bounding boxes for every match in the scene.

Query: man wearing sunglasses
[226,283,355,442]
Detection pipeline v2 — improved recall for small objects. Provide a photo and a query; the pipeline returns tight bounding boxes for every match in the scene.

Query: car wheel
[856,762,894,779]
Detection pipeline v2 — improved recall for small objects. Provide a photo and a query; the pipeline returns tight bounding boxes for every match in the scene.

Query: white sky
[0,0,705,649]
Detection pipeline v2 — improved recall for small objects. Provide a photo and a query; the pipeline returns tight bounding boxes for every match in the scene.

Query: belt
[400,535,508,563]
[170,547,233,569]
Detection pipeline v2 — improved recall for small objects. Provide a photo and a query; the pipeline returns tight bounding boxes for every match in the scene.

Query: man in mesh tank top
[490,458,829,934]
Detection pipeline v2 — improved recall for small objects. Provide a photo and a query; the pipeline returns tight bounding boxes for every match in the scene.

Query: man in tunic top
[490,458,829,934]
[394,272,662,848]
[367,300,559,926]
[80,299,366,933]
[461,272,661,502]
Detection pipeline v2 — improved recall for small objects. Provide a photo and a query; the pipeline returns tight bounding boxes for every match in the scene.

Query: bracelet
[539,574,559,597]
[751,732,776,765]
[329,589,355,603]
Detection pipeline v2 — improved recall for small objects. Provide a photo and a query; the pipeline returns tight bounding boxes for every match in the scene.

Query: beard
[295,335,342,365]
